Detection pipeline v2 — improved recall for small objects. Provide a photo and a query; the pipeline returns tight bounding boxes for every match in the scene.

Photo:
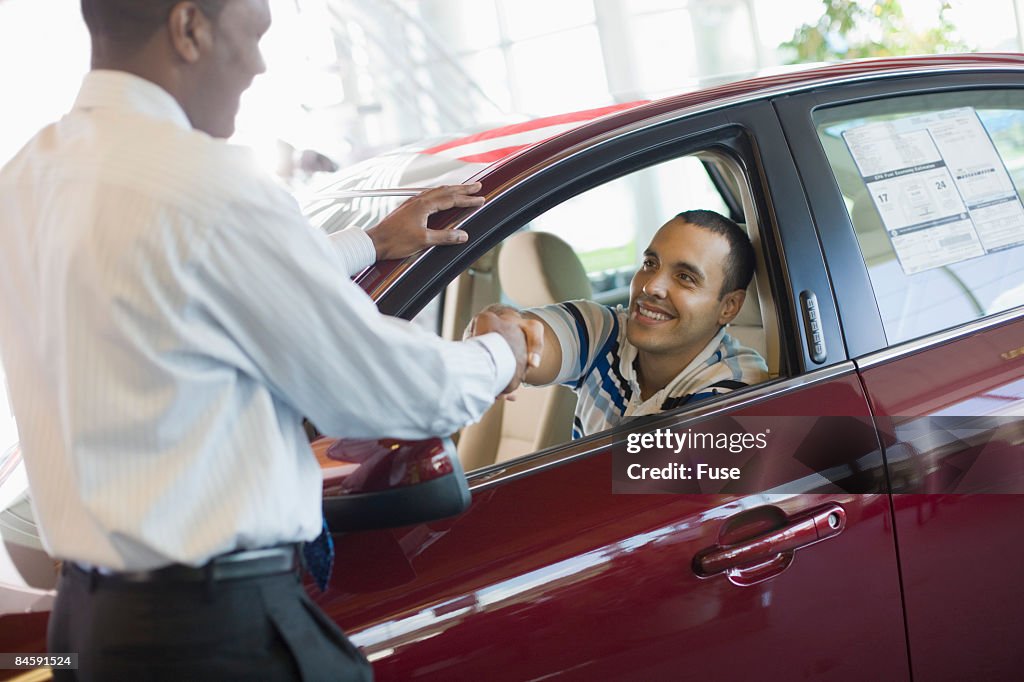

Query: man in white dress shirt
[0,1,540,679]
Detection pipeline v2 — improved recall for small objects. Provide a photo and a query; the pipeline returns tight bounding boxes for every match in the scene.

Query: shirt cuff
[467,332,516,395]
[523,306,576,385]
[328,228,377,276]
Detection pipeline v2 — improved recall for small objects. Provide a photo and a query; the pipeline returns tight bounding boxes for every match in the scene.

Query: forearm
[319,325,514,439]
[199,212,514,441]
[327,228,376,276]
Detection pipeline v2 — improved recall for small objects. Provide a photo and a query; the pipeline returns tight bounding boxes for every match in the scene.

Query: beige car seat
[726,222,777,378]
[725,278,766,365]
[850,195,893,267]
[457,232,592,471]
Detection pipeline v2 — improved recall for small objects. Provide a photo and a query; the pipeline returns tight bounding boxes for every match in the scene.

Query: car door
[317,101,910,680]
[778,70,1024,680]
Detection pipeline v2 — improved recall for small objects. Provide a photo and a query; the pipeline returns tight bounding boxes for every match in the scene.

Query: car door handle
[695,505,846,581]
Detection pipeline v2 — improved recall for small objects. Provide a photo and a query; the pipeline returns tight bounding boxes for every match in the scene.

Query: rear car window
[813,90,1024,345]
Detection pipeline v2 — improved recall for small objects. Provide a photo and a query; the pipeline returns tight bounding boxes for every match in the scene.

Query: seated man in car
[468,209,770,438]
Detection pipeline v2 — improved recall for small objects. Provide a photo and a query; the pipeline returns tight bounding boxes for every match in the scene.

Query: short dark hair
[674,209,755,297]
[81,0,228,53]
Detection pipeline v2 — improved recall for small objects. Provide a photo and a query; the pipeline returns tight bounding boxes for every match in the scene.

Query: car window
[813,90,1024,345]
[413,157,730,335]
[446,151,777,473]
[527,156,730,307]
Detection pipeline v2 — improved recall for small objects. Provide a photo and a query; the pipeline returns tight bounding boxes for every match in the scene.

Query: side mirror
[314,436,470,532]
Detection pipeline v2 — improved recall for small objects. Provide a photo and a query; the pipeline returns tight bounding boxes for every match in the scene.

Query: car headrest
[730,278,762,326]
[729,223,761,328]
[498,231,593,307]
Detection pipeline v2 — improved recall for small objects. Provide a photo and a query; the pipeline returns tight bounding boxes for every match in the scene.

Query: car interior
[419,152,783,473]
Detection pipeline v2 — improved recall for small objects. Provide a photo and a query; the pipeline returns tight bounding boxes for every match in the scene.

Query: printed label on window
[843,107,1024,274]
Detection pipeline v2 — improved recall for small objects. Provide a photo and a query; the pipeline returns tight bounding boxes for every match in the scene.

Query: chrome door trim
[304,188,432,202]
[856,307,1024,370]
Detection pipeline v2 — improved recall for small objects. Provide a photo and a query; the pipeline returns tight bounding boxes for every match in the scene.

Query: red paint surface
[315,375,909,680]
[862,317,1024,680]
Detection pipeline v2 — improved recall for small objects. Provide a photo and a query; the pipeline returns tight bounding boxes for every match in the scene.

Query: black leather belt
[72,544,299,584]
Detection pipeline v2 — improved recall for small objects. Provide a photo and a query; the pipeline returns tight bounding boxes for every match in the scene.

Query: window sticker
[843,107,1024,275]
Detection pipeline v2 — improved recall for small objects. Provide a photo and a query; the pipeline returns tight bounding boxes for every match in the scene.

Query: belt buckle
[208,544,298,581]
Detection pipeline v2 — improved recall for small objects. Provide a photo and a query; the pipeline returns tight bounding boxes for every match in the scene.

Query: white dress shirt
[0,71,514,570]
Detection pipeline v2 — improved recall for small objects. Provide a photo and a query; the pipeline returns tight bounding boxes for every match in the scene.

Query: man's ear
[717,289,746,326]
[168,2,214,64]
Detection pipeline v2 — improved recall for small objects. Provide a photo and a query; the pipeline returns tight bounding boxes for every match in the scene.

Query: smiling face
[627,218,745,369]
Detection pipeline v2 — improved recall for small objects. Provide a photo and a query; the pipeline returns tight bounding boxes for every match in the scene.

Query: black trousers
[48,563,372,682]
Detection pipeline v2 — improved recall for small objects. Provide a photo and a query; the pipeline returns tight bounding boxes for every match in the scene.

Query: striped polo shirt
[528,300,769,439]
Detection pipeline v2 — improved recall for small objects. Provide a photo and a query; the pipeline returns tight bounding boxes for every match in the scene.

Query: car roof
[312,53,1024,204]
[311,53,1024,293]
[477,53,1024,190]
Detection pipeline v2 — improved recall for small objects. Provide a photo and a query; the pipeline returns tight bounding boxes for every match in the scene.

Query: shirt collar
[73,70,192,131]
[620,323,727,411]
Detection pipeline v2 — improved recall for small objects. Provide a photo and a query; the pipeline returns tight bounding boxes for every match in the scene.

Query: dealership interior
[2,0,1023,443]
[2,1,1024,680]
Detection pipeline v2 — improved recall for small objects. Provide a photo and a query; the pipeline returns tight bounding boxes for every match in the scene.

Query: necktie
[302,518,334,592]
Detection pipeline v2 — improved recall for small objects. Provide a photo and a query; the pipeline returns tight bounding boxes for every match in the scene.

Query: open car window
[527,155,730,307]
[440,150,781,473]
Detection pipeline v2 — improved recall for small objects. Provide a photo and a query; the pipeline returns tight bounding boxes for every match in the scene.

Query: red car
[3,54,1024,681]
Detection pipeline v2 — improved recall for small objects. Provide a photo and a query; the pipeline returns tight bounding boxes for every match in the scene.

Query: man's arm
[467,304,562,387]
[192,197,531,441]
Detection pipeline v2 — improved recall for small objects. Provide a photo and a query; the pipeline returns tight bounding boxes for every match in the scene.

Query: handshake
[363,182,551,399]
[464,304,546,398]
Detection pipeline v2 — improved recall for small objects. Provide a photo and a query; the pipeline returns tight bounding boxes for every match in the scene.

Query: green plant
[782,0,969,63]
